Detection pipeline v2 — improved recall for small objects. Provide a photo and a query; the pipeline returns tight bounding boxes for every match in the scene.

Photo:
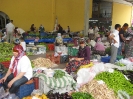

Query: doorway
[0,11,10,29]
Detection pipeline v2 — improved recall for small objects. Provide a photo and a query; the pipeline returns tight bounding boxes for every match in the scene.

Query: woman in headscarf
[0,44,32,94]
[66,41,90,74]
[93,37,106,56]
[55,33,63,46]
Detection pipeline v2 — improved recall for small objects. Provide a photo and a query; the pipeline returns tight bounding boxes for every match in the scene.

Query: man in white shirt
[109,24,121,64]
[6,20,15,43]
[17,28,25,34]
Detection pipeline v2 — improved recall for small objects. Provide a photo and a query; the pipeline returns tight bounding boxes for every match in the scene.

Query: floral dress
[66,46,90,74]
[125,40,133,58]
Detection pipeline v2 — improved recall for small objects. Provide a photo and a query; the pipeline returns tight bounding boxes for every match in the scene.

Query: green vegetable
[71,92,94,99]
[115,62,125,67]
[95,70,133,95]
[53,70,65,79]
[0,43,14,62]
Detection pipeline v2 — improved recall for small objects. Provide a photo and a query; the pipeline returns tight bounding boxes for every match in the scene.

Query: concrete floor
[28,51,66,69]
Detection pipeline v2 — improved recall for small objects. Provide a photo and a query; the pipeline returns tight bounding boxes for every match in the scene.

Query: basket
[16,83,35,99]
[60,55,69,63]
[1,61,10,68]
[101,56,110,63]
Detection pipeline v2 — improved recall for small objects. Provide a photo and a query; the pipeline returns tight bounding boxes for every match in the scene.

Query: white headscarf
[57,33,62,39]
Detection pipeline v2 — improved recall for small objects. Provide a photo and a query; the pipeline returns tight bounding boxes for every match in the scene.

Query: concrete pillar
[84,0,89,36]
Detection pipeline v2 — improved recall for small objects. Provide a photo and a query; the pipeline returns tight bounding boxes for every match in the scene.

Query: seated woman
[0,44,32,94]
[55,33,63,46]
[93,37,106,56]
[66,41,90,74]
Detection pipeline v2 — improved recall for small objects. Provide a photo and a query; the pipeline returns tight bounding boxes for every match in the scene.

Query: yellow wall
[0,0,53,31]
[55,0,92,31]
[0,0,92,31]
[112,2,132,27]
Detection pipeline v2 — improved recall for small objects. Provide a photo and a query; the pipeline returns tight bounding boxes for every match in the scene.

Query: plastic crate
[47,44,54,51]
[68,47,78,56]
[1,61,10,68]
[117,55,124,60]
[101,56,110,63]
[16,83,35,99]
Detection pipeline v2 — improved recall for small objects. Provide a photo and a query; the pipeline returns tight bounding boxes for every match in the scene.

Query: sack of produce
[118,90,130,99]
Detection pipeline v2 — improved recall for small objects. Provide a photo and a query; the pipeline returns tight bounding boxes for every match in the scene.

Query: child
[19,37,26,52]
[109,24,121,64]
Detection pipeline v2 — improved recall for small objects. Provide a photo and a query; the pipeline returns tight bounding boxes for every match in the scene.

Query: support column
[84,0,89,36]
[52,0,56,30]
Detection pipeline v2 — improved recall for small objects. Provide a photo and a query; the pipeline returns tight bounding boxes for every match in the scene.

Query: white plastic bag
[31,89,43,96]
[89,63,105,73]
[118,90,130,99]
[77,68,96,86]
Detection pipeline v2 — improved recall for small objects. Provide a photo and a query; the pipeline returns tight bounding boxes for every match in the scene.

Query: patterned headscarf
[10,44,26,77]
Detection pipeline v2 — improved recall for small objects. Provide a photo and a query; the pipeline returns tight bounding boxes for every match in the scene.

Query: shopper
[30,24,36,32]
[6,20,15,43]
[66,41,90,74]
[93,37,105,56]
[57,24,63,35]
[55,33,63,46]
[0,44,32,93]
[109,24,121,64]
[118,23,128,55]
[88,27,94,40]
[39,24,45,33]
[20,37,26,52]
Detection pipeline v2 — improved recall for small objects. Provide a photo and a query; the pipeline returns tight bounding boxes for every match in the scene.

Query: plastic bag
[77,68,96,86]
[0,87,5,96]
[118,90,130,99]
[31,89,43,96]
[6,94,19,99]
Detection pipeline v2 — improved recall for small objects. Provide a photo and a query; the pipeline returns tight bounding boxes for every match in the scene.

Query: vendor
[66,41,90,74]
[0,44,32,94]
[55,33,63,46]
[93,37,106,56]
[125,37,133,58]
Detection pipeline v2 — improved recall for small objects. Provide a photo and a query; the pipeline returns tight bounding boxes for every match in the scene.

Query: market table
[25,38,72,43]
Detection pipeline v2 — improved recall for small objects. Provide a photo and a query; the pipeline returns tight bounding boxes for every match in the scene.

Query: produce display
[105,47,111,55]
[71,92,93,99]
[54,70,65,79]
[115,61,125,67]
[32,57,54,68]
[23,94,48,99]
[0,43,14,62]
[117,70,133,84]
[95,71,133,95]
[47,91,72,99]
[79,80,116,99]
